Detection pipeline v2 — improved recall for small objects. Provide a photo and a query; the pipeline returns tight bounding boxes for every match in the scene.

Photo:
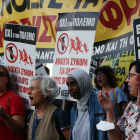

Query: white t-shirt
[72,109,91,140]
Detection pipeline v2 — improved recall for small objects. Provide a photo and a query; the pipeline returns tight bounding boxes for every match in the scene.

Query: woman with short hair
[27,75,70,140]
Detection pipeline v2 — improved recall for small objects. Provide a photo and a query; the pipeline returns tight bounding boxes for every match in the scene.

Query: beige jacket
[28,104,60,140]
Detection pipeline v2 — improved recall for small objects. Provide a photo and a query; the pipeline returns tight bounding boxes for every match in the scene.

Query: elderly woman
[66,69,109,140]
[98,60,140,140]
[27,75,70,140]
[0,65,25,140]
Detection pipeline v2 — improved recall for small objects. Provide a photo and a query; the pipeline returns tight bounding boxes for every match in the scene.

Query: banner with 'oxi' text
[52,12,100,100]
[4,23,37,109]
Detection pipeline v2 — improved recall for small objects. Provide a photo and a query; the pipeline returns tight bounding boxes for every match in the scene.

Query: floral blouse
[117,101,140,140]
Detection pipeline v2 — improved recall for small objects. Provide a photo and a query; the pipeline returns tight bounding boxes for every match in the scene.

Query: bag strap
[112,88,122,117]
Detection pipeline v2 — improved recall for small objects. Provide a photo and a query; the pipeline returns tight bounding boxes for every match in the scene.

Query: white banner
[4,23,37,109]
[52,12,100,100]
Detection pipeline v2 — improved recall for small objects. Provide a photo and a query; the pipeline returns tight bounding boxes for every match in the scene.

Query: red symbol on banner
[57,33,69,54]
[19,49,33,65]
[5,43,18,63]
[69,37,89,54]
[83,42,89,54]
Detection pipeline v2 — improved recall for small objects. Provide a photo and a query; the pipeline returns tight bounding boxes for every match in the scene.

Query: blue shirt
[28,108,70,140]
[95,87,128,121]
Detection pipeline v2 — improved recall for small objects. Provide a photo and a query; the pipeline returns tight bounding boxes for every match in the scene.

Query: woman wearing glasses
[0,65,25,140]
[94,66,128,121]
[27,75,70,140]
[98,60,140,140]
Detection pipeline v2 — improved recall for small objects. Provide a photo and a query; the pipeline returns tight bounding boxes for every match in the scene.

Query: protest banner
[35,63,48,76]
[99,50,135,87]
[0,0,139,64]
[133,17,140,60]
[4,23,37,109]
[52,12,100,100]
[0,0,139,91]
[89,58,99,80]
[92,32,134,57]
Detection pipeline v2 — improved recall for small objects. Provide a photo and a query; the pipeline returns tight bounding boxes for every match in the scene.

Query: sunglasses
[0,72,6,77]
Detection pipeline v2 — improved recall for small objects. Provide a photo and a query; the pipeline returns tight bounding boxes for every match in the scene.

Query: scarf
[67,69,93,111]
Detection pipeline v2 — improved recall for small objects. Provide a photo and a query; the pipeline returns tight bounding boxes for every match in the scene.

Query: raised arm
[98,90,125,140]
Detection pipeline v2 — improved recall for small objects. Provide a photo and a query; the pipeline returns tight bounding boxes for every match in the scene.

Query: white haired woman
[27,76,70,140]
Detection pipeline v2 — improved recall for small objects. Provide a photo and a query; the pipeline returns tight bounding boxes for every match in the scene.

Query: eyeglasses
[29,86,40,91]
[0,72,6,77]
[128,72,137,79]
[96,73,104,78]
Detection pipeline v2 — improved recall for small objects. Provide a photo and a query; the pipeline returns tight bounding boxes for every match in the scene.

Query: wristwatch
[137,108,140,114]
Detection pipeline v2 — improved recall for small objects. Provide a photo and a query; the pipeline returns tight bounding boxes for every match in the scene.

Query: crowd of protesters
[0,60,140,140]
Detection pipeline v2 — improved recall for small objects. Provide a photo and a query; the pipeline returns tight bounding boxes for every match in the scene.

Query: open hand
[98,90,114,112]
